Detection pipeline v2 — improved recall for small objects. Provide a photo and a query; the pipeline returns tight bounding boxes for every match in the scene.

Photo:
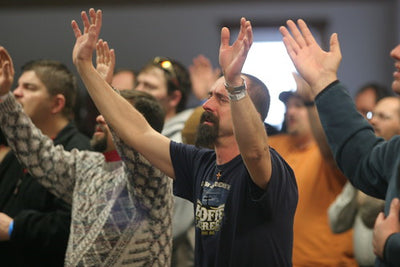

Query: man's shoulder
[56,123,91,151]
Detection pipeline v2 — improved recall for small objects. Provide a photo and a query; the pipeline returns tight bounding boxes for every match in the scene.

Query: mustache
[200,111,218,124]
[94,123,107,133]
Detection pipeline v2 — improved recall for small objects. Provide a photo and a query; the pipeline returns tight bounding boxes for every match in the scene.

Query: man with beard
[71,9,298,266]
[0,44,172,266]
[268,74,356,266]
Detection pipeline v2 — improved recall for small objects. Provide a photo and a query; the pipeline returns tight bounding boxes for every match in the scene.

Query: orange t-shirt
[269,134,357,267]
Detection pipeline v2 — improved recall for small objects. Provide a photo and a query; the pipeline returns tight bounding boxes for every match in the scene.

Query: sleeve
[109,127,172,220]
[170,141,200,202]
[256,148,298,218]
[327,181,358,233]
[11,205,70,263]
[316,82,395,198]
[384,233,400,266]
[0,92,86,204]
[358,195,385,229]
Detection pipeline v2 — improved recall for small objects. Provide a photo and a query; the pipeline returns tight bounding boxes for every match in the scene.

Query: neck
[165,109,177,121]
[214,136,240,165]
[290,132,314,150]
[37,116,69,139]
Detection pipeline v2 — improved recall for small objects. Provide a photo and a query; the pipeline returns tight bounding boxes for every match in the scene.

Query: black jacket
[0,122,90,267]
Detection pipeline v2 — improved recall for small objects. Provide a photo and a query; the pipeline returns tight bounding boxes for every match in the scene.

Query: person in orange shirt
[269,74,356,266]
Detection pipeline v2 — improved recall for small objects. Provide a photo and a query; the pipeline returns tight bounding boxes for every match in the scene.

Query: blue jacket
[316,81,400,267]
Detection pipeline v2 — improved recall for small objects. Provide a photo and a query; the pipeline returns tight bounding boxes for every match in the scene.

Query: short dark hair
[140,57,192,113]
[120,90,165,133]
[243,73,270,121]
[356,82,393,102]
[22,60,77,120]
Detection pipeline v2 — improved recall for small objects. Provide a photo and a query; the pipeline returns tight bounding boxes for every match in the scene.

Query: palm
[95,40,115,84]
[0,47,14,95]
[72,33,95,65]
[219,18,252,84]
[280,19,341,92]
[292,42,339,87]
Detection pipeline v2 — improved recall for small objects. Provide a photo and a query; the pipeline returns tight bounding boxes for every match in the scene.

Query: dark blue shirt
[170,141,297,267]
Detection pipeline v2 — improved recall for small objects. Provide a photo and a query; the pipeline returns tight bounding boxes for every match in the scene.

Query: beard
[195,111,218,149]
[90,125,108,153]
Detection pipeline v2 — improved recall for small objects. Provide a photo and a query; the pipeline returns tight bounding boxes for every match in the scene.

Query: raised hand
[219,17,253,86]
[0,47,15,96]
[279,19,341,96]
[71,8,102,68]
[189,54,221,100]
[96,39,115,84]
[373,198,400,259]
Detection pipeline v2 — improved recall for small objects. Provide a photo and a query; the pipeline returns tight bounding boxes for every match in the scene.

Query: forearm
[307,105,336,165]
[316,82,388,197]
[230,92,271,189]
[327,181,357,233]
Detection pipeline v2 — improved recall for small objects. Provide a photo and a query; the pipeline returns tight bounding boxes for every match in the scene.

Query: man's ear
[168,90,182,109]
[51,94,66,114]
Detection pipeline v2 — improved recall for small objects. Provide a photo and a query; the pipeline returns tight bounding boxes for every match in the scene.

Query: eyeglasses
[152,57,180,88]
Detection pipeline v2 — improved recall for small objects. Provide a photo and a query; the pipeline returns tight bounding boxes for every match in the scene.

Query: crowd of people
[0,7,399,267]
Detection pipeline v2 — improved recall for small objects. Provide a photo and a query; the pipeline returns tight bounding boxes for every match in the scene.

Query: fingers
[297,19,316,46]
[374,211,385,227]
[96,39,114,67]
[286,20,307,49]
[89,8,96,25]
[220,27,230,49]
[81,11,90,34]
[245,20,253,48]
[330,33,342,59]
[109,49,115,69]
[280,24,300,57]
[71,20,82,39]
[96,39,104,64]
[95,9,102,35]
[237,17,246,41]
[0,47,14,78]
[389,198,400,220]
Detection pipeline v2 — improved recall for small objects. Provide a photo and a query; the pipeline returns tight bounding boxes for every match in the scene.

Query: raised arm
[279,19,341,97]
[71,9,174,178]
[293,72,336,165]
[220,18,271,189]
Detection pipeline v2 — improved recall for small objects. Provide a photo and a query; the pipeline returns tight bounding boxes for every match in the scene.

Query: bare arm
[71,9,174,178]
[220,18,271,189]
[294,73,336,164]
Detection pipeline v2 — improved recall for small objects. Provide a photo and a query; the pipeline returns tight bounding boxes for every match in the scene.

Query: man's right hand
[0,47,15,96]
[279,19,342,97]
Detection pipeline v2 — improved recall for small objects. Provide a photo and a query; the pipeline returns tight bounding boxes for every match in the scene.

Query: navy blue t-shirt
[170,141,297,267]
